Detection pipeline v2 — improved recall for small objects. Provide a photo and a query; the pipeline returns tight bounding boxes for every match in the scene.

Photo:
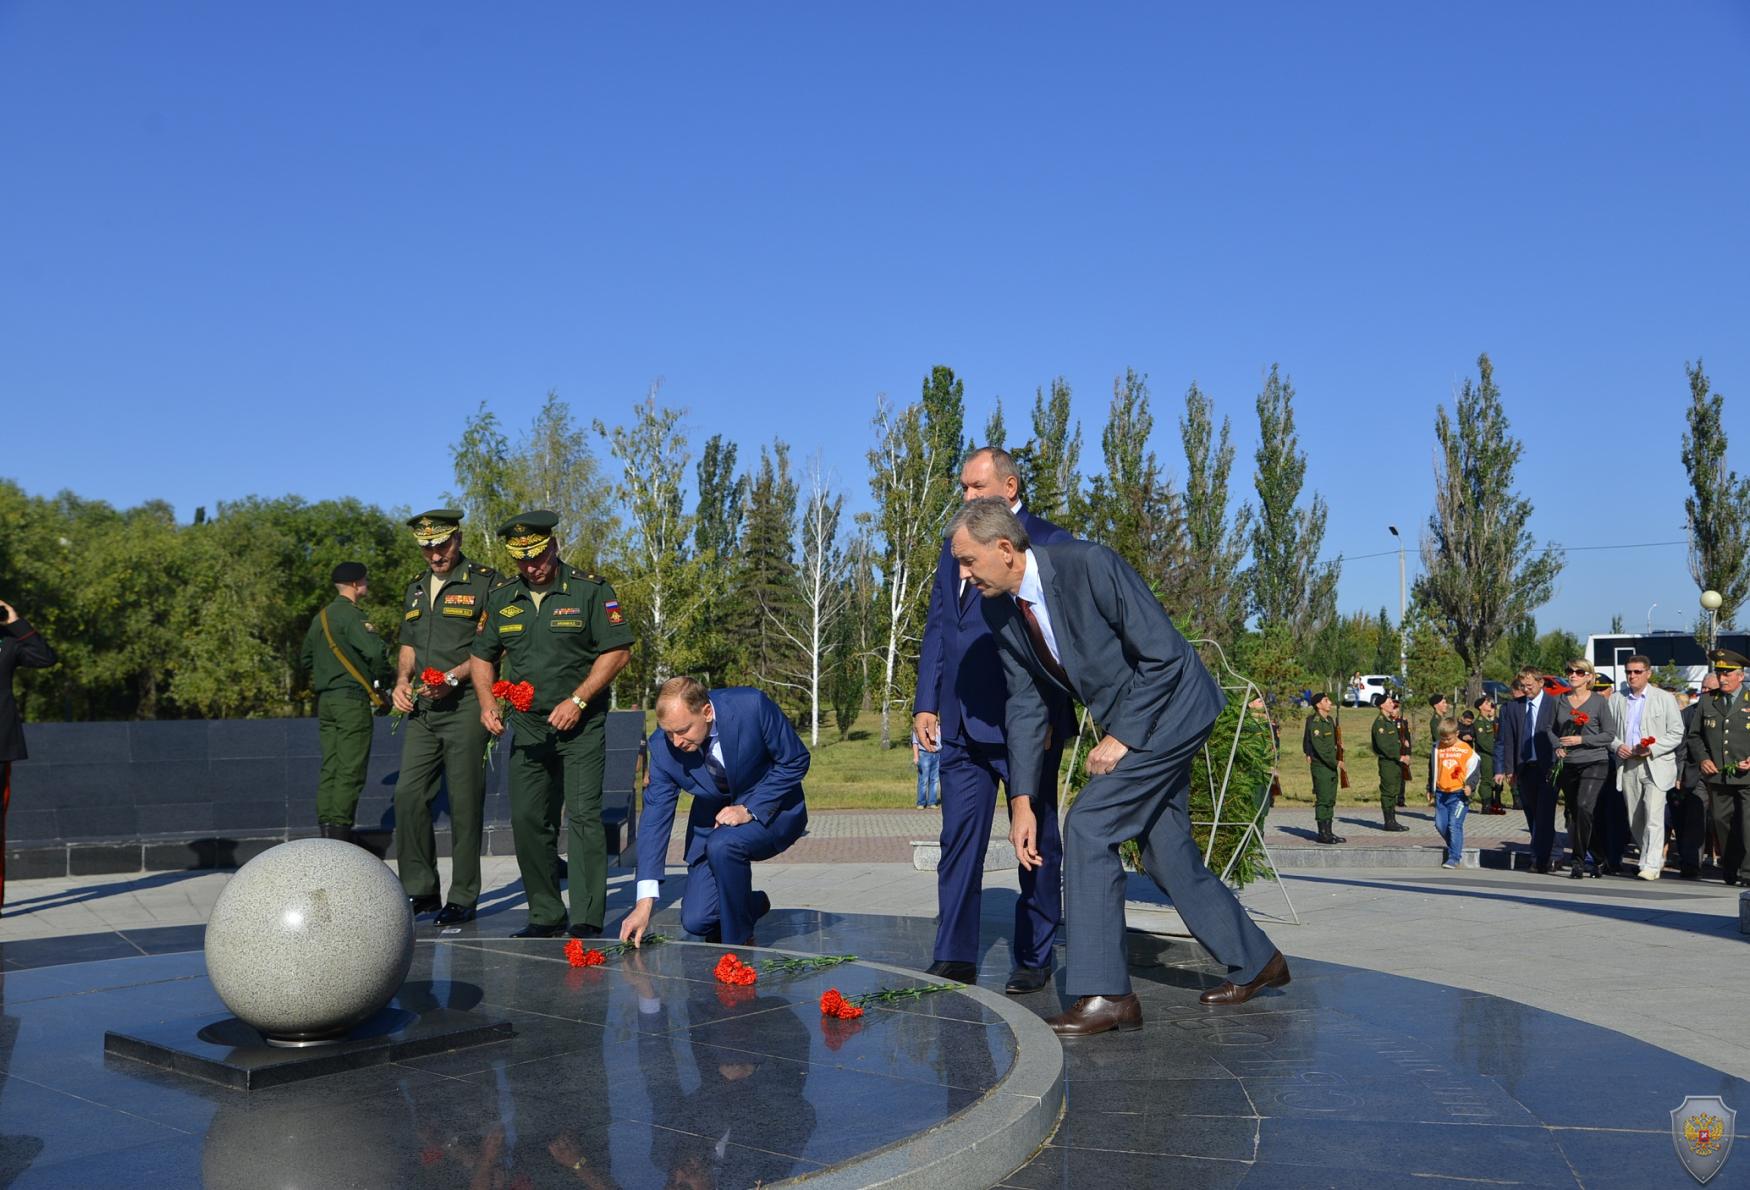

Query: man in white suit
[1609,654,1685,880]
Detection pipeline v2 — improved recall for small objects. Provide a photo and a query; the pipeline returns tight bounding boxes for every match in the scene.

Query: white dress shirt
[1014,549,1062,666]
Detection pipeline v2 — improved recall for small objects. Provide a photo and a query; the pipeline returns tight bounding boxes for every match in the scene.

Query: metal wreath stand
[1058,636,1300,927]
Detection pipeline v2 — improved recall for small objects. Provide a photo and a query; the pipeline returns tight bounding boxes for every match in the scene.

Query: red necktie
[1016,598,1073,691]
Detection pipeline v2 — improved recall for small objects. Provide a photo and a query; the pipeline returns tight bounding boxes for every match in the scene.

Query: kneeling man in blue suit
[620,677,809,946]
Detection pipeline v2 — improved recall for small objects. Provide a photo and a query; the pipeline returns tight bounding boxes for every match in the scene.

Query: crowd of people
[1304,653,1750,883]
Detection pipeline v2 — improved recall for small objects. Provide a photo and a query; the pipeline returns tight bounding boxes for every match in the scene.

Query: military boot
[1384,808,1410,832]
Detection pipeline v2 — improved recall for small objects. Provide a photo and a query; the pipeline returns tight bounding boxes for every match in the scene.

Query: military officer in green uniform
[1426,694,1451,805]
[1683,649,1750,885]
[471,511,634,938]
[1371,694,1409,832]
[299,562,393,841]
[1303,693,1345,844]
[1471,696,1500,813]
[393,510,497,925]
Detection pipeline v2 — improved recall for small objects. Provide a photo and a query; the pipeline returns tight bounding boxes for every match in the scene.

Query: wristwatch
[570,694,587,711]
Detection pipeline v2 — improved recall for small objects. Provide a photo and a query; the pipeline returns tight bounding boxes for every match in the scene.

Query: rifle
[1334,715,1351,789]
[1397,717,1413,782]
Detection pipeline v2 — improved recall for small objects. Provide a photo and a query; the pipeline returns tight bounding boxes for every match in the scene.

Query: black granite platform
[0,909,1743,1187]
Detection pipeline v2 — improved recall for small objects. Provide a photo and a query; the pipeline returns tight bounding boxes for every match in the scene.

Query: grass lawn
[642,705,1459,811]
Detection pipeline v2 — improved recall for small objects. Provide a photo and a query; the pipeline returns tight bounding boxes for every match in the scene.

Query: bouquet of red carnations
[484,680,536,764]
[392,667,451,734]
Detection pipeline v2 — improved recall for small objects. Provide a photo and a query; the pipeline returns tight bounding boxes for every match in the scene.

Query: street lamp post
[1702,590,1723,654]
[1388,525,1407,682]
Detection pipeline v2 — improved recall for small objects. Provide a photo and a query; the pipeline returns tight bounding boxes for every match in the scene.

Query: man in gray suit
[1608,654,1684,880]
[948,498,1286,1036]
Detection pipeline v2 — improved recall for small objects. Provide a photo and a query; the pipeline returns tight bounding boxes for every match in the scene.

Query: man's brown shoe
[1199,950,1291,1006]
[1046,994,1142,1036]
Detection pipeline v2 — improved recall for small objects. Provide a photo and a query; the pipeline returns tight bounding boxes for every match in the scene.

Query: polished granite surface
[0,908,1745,1187]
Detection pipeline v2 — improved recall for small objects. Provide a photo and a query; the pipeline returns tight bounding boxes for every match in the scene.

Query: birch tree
[766,458,849,744]
[595,386,698,704]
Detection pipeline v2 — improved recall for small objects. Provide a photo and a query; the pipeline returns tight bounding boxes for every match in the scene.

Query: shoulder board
[567,567,602,583]
[491,576,520,591]
[473,564,496,577]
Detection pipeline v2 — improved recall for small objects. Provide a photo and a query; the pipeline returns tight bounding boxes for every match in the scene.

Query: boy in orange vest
[1432,717,1480,869]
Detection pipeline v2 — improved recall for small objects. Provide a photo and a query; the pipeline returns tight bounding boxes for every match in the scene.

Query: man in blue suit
[1494,666,1561,872]
[914,447,1073,993]
[619,678,809,946]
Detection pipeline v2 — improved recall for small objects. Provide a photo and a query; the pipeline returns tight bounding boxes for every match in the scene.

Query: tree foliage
[1247,364,1338,643]
[1413,353,1564,700]
[1682,359,1750,629]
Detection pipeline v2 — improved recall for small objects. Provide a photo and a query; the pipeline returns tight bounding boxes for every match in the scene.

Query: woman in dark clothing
[1548,658,1617,878]
[0,598,57,914]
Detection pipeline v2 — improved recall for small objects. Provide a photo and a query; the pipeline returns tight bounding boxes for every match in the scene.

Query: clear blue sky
[5,2,1748,638]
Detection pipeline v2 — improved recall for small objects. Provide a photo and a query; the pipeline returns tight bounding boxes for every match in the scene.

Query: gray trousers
[1063,723,1278,997]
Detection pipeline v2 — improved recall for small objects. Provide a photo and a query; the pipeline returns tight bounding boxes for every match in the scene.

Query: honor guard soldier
[393,510,496,925]
[1304,694,1345,844]
[1426,694,1451,805]
[299,562,393,841]
[1683,648,1750,885]
[1371,695,1409,831]
[470,511,634,938]
[1471,696,1502,813]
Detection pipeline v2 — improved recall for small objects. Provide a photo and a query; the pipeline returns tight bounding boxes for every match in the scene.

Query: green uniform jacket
[1303,715,1338,769]
[1685,689,1750,787]
[401,558,496,691]
[1472,718,1497,780]
[299,596,392,699]
[1369,714,1400,762]
[472,561,636,713]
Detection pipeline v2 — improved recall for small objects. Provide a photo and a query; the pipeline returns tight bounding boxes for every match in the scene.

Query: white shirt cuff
[639,996,662,1015]
[636,878,660,902]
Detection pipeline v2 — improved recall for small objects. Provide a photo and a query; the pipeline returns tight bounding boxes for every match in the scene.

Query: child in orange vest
[1432,717,1479,869]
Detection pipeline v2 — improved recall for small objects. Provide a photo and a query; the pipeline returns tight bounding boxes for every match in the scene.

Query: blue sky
[4,2,1748,637]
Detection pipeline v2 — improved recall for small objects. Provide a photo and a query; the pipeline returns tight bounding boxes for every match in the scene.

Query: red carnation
[1572,712,1589,726]
[419,666,448,690]
[565,938,604,968]
[491,679,513,700]
[508,681,536,713]
[819,988,863,1019]
[714,953,758,986]
[1639,735,1656,749]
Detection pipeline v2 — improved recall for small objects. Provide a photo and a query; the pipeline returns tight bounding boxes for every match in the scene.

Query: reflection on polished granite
[0,907,1746,1187]
[0,920,1017,1187]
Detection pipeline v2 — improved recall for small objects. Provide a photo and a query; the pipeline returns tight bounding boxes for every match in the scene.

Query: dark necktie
[702,746,731,795]
[1015,598,1073,691]
[1522,698,1535,762]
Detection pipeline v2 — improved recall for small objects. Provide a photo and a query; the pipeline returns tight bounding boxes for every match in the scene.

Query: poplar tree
[1247,364,1338,641]
[1012,378,1082,530]
[1082,369,1180,585]
[1682,359,1750,629]
[1179,382,1250,646]
[1413,353,1563,699]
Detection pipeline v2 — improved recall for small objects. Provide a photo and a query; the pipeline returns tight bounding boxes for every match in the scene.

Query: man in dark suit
[949,499,1285,1035]
[0,598,56,915]
[1493,665,1560,871]
[913,446,1073,993]
[620,677,809,946]
[1672,673,1718,879]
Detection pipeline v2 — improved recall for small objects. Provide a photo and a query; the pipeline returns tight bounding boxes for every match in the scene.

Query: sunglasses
[1625,668,1648,675]
[1565,668,1590,676]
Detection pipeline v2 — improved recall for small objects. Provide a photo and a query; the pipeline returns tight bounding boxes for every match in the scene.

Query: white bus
[1583,631,1750,690]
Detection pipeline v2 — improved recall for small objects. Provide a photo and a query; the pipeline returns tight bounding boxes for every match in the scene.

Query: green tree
[982,399,1007,451]
[1413,353,1564,701]
[1082,369,1181,585]
[515,391,617,572]
[1178,381,1251,646]
[1372,607,1401,675]
[1682,359,1750,629]
[1235,623,1313,725]
[1247,364,1338,642]
[1011,377,1082,531]
[737,440,801,697]
[448,403,522,572]
[689,434,748,686]
[867,373,962,747]
[595,388,698,705]
[1534,629,1585,676]
[1403,601,1466,704]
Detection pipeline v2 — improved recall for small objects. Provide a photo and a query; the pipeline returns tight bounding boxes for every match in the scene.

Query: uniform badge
[553,607,582,617]
[500,606,523,618]
[1672,1095,1735,1183]
[605,599,624,624]
[443,593,477,606]
[403,609,420,620]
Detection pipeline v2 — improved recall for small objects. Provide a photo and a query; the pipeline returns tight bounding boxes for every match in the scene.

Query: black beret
[331,561,368,584]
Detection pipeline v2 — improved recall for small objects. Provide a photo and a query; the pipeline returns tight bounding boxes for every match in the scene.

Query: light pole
[1702,590,1723,654]
[1388,525,1407,682]
[1646,602,1658,634]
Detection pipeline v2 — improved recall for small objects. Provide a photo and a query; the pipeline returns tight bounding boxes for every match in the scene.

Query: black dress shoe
[1533,863,1551,874]
[567,922,604,939]
[1047,993,1142,1036]
[433,904,476,925]
[1568,866,1587,879]
[753,891,771,922]
[1005,966,1053,995]
[511,922,566,939]
[925,960,977,983]
[1200,950,1292,1006]
[407,894,442,915]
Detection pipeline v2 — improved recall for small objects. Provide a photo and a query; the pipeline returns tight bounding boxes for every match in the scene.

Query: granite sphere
[205,839,414,1043]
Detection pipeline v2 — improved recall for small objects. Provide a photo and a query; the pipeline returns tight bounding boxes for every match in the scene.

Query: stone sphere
[205,839,414,1043]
